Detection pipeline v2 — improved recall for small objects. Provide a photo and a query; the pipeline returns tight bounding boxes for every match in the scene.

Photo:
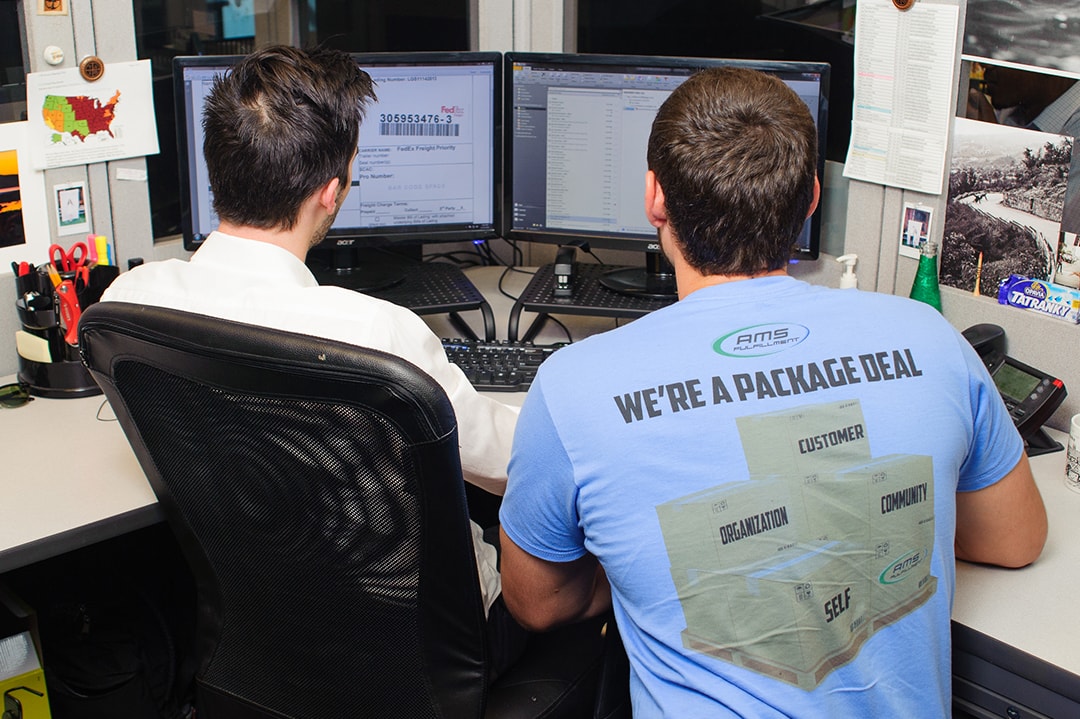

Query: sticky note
[15,330,52,363]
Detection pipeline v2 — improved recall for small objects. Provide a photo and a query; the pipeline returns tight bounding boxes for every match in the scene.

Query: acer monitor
[503,53,830,299]
[173,51,502,291]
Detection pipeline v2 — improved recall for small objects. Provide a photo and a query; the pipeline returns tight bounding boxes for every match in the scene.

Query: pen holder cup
[16,298,58,331]
[12,264,119,398]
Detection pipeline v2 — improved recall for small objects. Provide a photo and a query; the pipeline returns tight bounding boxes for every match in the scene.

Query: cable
[498,265,536,302]
[581,246,607,265]
[547,315,573,343]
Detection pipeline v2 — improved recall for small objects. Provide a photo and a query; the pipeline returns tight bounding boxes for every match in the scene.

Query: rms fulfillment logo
[713,323,809,358]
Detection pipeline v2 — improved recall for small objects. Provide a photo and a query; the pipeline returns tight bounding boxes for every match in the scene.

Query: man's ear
[806,176,821,219]
[318,177,342,214]
[644,170,668,228]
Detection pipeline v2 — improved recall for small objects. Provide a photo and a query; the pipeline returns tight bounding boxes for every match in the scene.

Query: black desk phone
[962,323,1067,456]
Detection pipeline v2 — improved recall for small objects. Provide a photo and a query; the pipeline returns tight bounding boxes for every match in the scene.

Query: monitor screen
[173,52,502,288]
[504,53,829,298]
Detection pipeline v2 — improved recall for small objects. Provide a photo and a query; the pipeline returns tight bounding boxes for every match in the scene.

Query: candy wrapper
[997,275,1080,324]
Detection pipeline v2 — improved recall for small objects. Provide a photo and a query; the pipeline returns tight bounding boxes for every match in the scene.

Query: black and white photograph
[963,0,1080,77]
[941,116,1069,295]
[962,59,1080,233]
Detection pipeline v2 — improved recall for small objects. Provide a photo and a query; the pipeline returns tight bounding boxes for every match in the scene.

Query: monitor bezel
[501,52,830,261]
[172,51,504,253]
[173,53,240,252]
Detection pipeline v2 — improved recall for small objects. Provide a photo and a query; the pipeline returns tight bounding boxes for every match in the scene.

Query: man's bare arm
[955,453,1047,568]
[498,527,612,632]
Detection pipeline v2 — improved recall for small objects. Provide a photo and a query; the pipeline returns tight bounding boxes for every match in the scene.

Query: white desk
[0,267,556,572]
[0,387,157,572]
[951,429,1080,716]
[2,265,1077,711]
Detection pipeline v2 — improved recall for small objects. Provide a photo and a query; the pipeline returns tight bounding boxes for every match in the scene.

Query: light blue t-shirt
[500,275,1022,718]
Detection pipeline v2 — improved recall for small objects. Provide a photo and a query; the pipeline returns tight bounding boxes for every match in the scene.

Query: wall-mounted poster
[0,122,50,265]
[940,117,1069,296]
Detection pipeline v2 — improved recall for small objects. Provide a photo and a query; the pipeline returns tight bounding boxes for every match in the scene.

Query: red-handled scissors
[49,242,89,273]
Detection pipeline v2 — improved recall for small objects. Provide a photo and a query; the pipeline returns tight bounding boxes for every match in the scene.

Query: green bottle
[909,241,943,312]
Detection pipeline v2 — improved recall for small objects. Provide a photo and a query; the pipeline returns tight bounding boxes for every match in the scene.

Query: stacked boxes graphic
[657,399,937,689]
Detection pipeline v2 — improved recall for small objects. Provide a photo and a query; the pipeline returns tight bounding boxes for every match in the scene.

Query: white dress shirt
[102,231,514,611]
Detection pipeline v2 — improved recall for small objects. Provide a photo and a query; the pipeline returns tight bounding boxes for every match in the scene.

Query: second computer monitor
[504,53,830,298]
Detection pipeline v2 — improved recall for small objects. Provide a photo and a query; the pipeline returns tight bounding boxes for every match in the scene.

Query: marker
[94,235,110,266]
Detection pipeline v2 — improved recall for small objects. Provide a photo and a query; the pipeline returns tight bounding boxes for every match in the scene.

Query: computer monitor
[504,53,830,299]
[173,51,502,290]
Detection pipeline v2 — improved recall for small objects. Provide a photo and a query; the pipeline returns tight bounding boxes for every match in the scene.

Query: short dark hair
[203,45,377,231]
[646,66,818,275]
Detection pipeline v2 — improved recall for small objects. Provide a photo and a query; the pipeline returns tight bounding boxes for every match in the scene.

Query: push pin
[79,55,105,82]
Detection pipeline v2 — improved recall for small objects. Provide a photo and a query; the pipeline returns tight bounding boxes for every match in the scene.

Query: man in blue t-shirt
[497,67,1048,718]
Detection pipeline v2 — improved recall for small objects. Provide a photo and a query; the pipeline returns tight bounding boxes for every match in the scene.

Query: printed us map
[41,91,122,143]
[26,60,158,169]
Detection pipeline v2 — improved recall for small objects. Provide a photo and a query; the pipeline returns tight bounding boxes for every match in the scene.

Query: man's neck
[675,266,788,300]
[216,221,311,263]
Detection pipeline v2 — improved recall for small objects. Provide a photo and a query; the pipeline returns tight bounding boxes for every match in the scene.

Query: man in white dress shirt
[101,45,525,674]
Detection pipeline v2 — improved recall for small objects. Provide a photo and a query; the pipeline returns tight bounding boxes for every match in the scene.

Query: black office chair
[78,301,612,719]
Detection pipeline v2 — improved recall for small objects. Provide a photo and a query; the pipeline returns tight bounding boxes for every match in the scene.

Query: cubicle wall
[842,0,1078,433]
[1,0,156,378]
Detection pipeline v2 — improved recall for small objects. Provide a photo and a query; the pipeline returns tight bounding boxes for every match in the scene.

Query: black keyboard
[442,338,566,392]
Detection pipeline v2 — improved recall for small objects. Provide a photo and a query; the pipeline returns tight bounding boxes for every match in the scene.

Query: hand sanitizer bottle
[836,254,858,289]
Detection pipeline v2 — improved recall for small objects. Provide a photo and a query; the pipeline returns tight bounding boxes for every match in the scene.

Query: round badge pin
[893,0,915,9]
[79,55,105,82]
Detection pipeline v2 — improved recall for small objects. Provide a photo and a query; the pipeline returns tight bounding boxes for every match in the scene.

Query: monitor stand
[598,252,677,301]
[307,245,408,293]
[508,261,676,342]
[306,244,496,341]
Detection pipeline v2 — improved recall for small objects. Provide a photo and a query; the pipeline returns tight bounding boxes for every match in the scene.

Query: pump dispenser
[836,254,858,289]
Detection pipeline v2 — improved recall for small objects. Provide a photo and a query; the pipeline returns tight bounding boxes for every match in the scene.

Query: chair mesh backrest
[79,303,488,719]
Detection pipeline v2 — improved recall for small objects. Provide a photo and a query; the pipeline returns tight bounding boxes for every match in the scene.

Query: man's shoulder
[100,259,188,299]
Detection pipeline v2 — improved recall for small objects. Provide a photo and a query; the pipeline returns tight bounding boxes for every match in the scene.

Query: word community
[614,348,921,424]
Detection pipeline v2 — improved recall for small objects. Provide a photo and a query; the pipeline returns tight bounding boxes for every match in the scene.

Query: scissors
[49,242,89,273]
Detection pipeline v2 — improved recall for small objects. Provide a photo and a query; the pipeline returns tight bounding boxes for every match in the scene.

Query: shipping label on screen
[340,65,494,230]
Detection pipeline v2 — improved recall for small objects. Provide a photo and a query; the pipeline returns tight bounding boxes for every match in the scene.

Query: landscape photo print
[941,117,1068,295]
